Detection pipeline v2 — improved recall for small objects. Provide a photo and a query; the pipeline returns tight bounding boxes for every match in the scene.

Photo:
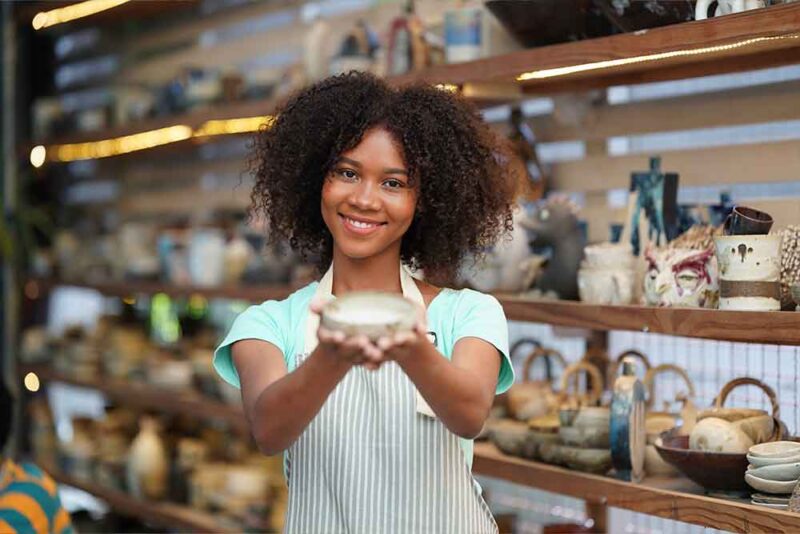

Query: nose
[348,179,380,211]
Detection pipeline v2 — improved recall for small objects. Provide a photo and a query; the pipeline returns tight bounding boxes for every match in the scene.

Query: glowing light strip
[33,0,131,30]
[43,116,275,163]
[517,33,800,81]
[193,116,274,137]
[435,83,459,93]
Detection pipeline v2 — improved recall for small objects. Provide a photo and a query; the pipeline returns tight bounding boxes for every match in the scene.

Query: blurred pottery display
[610,357,646,483]
[127,416,169,500]
[148,357,194,391]
[714,234,782,311]
[488,420,530,457]
[558,361,604,409]
[224,236,254,285]
[506,346,565,421]
[620,157,679,256]
[643,364,696,476]
[20,327,51,364]
[523,197,585,300]
[303,14,332,82]
[644,245,718,308]
[329,20,381,76]
[444,3,519,63]
[577,242,636,305]
[189,229,226,287]
[692,378,781,453]
[695,0,766,20]
[774,225,800,309]
[607,349,651,387]
[60,417,96,480]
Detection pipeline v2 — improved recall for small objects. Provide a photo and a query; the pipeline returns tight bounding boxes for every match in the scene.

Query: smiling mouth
[339,214,386,235]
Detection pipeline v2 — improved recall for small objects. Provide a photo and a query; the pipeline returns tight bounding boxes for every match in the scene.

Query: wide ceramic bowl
[321,292,417,340]
[655,432,749,493]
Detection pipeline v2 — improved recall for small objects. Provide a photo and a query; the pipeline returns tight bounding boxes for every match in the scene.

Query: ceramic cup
[723,206,774,236]
[714,234,782,311]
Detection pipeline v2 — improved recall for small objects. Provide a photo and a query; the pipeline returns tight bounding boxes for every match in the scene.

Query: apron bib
[283,264,497,533]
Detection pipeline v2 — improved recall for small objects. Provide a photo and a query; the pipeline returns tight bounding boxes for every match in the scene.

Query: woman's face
[321,127,417,263]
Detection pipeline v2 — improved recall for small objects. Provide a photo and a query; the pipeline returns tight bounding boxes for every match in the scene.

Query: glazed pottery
[723,205,774,235]
[753,492,791,504]
[695,0,765,19]
[506,347,565,421]
[610,357,647,483]
[790,481,800,512]
[127,416,169,500]
[321,291,417,340]
[529,413,561,434]
[748,452,800,468]
[644,245,718,308]
[559,426,610,449]
[714,234,782,311]
[608,349,652,386]
[488,420,529,457]
[696,377,782,445]
[558,361,604,409]
[559,446,612,474]
[747,462,800,481]
[645,440,679,477]
[578,242,636,305]
[749,441,800,458]
[571,406,610,431]
[655,433,750,493]
[744,473,797,494]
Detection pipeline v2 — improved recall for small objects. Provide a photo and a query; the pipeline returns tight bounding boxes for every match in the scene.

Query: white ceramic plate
[321,291,417,340]
[750,501,788,510]
[744,473,798,494]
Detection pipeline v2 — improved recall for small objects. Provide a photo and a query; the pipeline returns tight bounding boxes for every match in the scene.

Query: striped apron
[283,265,498,533]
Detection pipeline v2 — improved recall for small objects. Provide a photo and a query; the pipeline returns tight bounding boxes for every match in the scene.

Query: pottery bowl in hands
[321,292,417,340]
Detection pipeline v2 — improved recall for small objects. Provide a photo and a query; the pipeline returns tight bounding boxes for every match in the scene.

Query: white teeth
[346,217,378,229]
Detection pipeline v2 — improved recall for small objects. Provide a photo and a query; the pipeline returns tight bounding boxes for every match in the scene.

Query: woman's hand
[375,303,429,363]
[311,297,385,371]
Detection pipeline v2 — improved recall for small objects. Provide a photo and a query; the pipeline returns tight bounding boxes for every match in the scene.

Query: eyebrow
[337,157,408,175]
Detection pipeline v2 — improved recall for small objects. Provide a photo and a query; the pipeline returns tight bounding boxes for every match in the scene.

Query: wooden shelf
[473,442,800,533]
[22,365,248,435]
[394,3,800,94]
[29,279,800,345]
[29,4,800,155]
[44,465,234,533]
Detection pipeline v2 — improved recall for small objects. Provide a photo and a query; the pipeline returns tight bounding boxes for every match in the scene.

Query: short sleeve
[213,300,290,388]
[452,290,514,394]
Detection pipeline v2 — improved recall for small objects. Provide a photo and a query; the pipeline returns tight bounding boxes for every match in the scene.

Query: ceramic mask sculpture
[644,246,718,308]
[522,196,584,300]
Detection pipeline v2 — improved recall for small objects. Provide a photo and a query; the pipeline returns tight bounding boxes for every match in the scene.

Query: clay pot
[127,416,169,500]
[506,346,566,421]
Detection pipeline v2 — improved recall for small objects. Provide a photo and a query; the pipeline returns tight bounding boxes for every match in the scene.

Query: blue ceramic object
[610,358,647,482]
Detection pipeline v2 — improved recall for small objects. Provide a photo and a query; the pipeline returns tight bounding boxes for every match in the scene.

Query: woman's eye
[383,178,406,190]
[336,169,358,181]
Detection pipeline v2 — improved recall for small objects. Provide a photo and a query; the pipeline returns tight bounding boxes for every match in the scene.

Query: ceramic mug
[695,0,766,20]
[723,206,774,235]
[714,234,782,311]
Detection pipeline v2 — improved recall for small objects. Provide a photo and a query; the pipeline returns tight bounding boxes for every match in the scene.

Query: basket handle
[643,364,696,409]
[558,361,603,406]
[714,377,782,440]
[607,349,652,383]
[522,347,567,384]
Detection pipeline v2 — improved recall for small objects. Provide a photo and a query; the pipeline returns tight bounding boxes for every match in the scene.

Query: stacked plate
[745,441,800,509]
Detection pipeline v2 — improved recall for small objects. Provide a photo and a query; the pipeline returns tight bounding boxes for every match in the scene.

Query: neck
[330,246,403,296]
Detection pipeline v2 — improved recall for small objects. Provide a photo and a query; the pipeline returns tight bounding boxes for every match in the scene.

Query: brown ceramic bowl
[654,432,749,493]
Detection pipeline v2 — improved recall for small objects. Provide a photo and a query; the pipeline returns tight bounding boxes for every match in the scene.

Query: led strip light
[517,33,800,81]
[32,0,131,30]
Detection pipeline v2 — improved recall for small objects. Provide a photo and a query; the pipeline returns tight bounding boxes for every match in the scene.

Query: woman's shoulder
[429,286,504,325]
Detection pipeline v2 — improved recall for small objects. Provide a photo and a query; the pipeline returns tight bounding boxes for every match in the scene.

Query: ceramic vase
[127,416,169,500]
[610,358,646,482]
[578,242,636,305]
[714,234,782,311]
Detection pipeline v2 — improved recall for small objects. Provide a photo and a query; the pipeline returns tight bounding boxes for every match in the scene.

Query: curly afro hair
[250,71,515,283]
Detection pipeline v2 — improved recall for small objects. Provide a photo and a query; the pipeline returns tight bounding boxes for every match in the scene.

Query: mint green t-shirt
[213,282,514,468]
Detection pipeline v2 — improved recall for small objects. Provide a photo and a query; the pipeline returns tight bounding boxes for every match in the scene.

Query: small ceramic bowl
[747,462,800,481]
[559,426,610,449]
[559,446,612,474]
[744,472,798,494]
[749,441,800,458]
[748,452,800,468]
[488,420,529,457]
[321,292,417,340]
[751,501,789,510]
[751,492,791,504]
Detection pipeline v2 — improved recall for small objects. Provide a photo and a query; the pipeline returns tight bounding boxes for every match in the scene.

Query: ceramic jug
[127,416,169,500]
[695,0,766,20]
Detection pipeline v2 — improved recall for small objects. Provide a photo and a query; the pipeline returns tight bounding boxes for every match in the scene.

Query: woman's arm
[233,340,352,455]
[388,335,501,439]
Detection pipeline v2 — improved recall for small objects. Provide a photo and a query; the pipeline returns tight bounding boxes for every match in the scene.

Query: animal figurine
[521,196,584,300]
[643,245,719,308]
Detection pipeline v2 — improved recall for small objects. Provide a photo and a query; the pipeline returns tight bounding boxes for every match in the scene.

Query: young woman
[214,72,516,533]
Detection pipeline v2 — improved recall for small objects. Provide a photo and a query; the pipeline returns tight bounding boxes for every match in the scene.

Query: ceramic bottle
[127,416,169,500]
[610,357,647,483]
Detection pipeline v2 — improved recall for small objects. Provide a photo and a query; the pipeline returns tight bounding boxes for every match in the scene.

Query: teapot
[695,0,766,20]
[506,345,566,421]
